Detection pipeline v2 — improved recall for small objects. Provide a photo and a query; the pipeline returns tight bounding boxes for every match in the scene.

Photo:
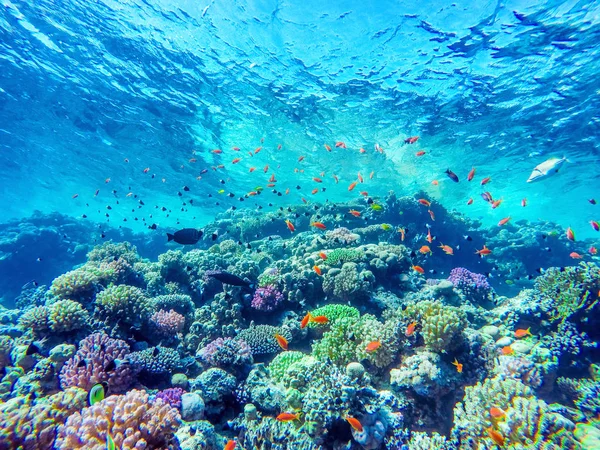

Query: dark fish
[153,347,160,357]
[77,359,87,368]
[26,343,40,356]
[149,224,157,230]
[445,169,459,182]
[481,192,493,203]
[82,214,87,218]
[211,233,218,241]
[590,199,597,205]
[104,359,116,372]
[206,270,254,288]
[183,186,190,191]
[167,228,203,245]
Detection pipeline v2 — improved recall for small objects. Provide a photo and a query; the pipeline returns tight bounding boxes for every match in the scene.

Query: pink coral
[60,332,135,393]
[150,309,185,336]
[251,285,284,311]
[55,389,181,450]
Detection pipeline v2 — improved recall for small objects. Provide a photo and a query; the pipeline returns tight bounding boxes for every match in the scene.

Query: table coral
[55,389,181,450]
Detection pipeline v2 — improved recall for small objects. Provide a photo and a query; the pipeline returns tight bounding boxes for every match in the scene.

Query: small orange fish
[426,228,433,243]
[232,158,241,164]
[501,346,514,355]
[467,198,473,205]
[475,245,492,256]
[269,174,276,182]
[404,136,419,144]
[311,222,326,230]
[415,150,426,156]
[419,245,432,255]
[348,181,357,191]
[285,219,295,233]
[313,177,322,183]
[589,246,598,255]
[359,147,366,154]
[310,315,329,324]
[224,440,237,450]
[333,174,339,183]
[212,149,222,154]
[357,172,363,183]
[566,227,575,241]
[300,313,312,329]
[452,358,463,373]
[275,334,288,351]
[428,209,435,221]
[486,427,505,446]
[514,328,532,338]
[480,176,491,185]
[104,178,111,184]
[324,144,331,151]
[313,265,322,276]
[467,167,476,181]
[249,167,256,173]
[431,179,439,186]
[276,412,299,422]
[349,209,361,217]
[263,165,269,173]
[418,199,431,207]
[498,216,511,226]
[491,199,503,209]
[254,146,262,154]
[360,191,368,197]
[277,144,282,149]
[369,171,374,179]
[335,141,347,148]
[217,164,224,169]
[405,322,417,337]
[346,416,363,432]
[412,265,425,274]
[399,227,406,241]
[232,146,240,151]
[439,244,454,255]
[72,193,79,199]
[302,197,307,204]
[489,407,506,420]
[143,167,150,173]
[298,155,305,162]
[570,252,583,259]
[366,340,381,353]
[319,252,327,260]
[522,198,527,207]
[311,188,319,195]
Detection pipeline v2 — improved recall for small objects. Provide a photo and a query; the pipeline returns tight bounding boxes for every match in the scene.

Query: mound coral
[48,299,90,333]
[307,303,360,327]
[251,285,284,311]
[50,263,116,300]
[55,389,181,449]
[128,346,181,376]
[236,325,291,355]
[448,267,492,302]
[197,337,253,370]
[94,284,152,329]
[322,262,374,301]
[60,332,135,393]
[150,309,185,337]
[267,351,310,383]
[19,306,51,336]
[325,227,361,246]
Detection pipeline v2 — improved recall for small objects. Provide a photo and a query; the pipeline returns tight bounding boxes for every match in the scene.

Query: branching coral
[55,389,181,449]
[236,325,291,355]
[323,247,362,265]
[307,304,360,328]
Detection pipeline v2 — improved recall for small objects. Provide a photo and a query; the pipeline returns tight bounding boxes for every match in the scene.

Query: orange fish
[277,144,282,150]
[452,358,463,373]
[360,191,368,197]
[249,167,256,173]
[570,252,583,259]
[359,147,366,153]
[419,245,432,255]
[333,174,339,183]
[313,177,322,183]
[467,167,476,181]
[348,181,357,191]
[346,416,363,432]
[267,183,276,188]
[498,216,511,226]
[428,210,435,221]
[275,334,288,351]
[426,228,434,243]
[276,412,299,422]
[405,322,417,337]
[431,179,439,186]
[263,165,269,173]
[285,220,295,233]
[224,440,237,450]
[467,198,473,205]
[104,178,111,184]
[335,141,347,148]
[72,194,79,199]
[269,174,276,182]
[357,172,363,183]
[298,156,305,162]
[501,346,514,355]
[491,199,503,209]
[254,146,262,154]
[404,136,419,144]
[302,197,307,204]
[212,149,222,154]
[366,340,381,353]
[232,146,240,151]
[566,227,575,241]
[217,164,225,169]
[143,167,150,173]
[285,188,290,195]
[311,188,319,195]
[310,315,329,324]
[481,176,491,185]
[349,210,361,217]
[589,246,598,255]
[319,252,328,260]
[300,313,312,329]
[415,151,426,156]
[590,220,600,231]
[489,407,506,420]
[313,265,322,276]
[514,328,532,338]
[399,227,406,241]
[324,144,331,151]
[522,198,527,207]
[475,245,492,256]
[412,265,425,274]
[486,427,505,446]
[370,171,374,179]
[418,199,431,207]
[232,158,241,164]
[311,222,326,230]
[439,244,454,255]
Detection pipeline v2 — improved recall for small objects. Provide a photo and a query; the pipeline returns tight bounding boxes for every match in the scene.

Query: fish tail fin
[167,233,174,242]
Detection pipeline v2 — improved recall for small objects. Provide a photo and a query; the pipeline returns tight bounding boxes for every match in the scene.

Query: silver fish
[527,156,568,183]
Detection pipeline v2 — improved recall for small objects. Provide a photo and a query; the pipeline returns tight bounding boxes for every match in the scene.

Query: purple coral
[156,387,185,408]
[448,267,491,302]
[198,337,253,369]
[150,309,185,336]
[251,285,284,311]
[59,332,136,393]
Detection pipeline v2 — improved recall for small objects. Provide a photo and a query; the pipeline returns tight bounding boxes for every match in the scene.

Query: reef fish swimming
[166,228,203,245]
[527,156,568,183]
[206,270,254,288]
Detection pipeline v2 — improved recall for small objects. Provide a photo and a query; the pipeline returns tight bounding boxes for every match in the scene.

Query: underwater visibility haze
[1,0,600,449]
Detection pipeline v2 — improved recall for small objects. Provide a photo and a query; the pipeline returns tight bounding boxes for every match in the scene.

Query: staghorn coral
[0,387,87,449]
[48,299,90,333]
[236,325,291,355]
[60,332,134,393]
[55,389,181,450]
[322,262,374,301]
[94,284,152,329]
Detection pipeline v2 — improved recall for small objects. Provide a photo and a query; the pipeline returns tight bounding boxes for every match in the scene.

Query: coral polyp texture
[0,195,599,449]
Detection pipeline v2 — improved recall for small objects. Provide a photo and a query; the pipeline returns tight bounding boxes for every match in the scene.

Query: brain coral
[55,389,181,450]
[94,284,152,328]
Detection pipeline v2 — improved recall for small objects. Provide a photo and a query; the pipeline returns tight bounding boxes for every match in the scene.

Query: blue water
[1,0,599,238]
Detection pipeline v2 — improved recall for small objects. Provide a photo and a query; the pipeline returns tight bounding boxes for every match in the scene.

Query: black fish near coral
[166,228,203,245]
[206,270,254,289]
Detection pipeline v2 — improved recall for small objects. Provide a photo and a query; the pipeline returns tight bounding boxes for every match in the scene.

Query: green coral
[19,306,51,336]
[50,263,117,300]
[0,336,12,369]
[354,316,400,368]
[322,262,374,301]
[307,304,359,328]
[87,241,140,265]
[94,284,152,328]
[268,351,310,383]
[48,300,89,333]
[323,248,362,266]
[312,316,360,366]
[258,269,280,288]
[404,300,467,353]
